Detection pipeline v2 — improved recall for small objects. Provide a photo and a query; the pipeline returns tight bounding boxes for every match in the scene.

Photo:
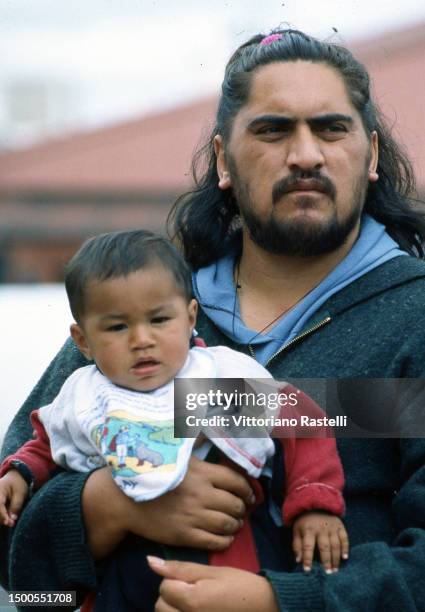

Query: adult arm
[148,438,425,612]
[83,457,253,560]
[0,339,253,596]
[0,338,91,593]
[263,437,425,612]
[149,558,279,612]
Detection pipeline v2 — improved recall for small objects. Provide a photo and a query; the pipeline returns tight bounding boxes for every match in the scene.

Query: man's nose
[286,126,325,171]
[129,326,154,349]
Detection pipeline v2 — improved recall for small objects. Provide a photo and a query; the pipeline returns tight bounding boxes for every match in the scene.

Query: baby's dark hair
[65,229,193,322]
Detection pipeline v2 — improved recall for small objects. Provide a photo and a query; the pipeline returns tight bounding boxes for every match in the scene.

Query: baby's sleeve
[274,385,345,525]
[0,410,57,490]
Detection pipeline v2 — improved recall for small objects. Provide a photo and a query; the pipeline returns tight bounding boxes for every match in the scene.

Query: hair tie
[260,33,283,46]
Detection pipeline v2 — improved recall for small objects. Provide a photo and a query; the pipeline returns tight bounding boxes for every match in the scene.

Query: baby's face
[71,265,197,392]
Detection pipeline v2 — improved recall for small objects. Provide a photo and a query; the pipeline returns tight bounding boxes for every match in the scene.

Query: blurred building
[0,21,424,283]
[0,98,215,282]
[0,78,78,151]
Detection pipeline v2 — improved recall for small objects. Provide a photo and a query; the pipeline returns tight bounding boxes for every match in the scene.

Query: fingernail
[248,493,256,504]
[325,569,333,575]
[295,555,301,563]
[10,514,17,521]
[333,568,339,573]
[147,556,165,567]
[342,553,349,559]
[303,566,311,572]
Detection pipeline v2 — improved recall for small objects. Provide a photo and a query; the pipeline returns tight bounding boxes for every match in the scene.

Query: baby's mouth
[130,358,161,376]
[133,358,159,367]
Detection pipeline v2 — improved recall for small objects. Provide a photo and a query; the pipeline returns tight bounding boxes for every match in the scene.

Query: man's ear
[213,135,232,190]
[368,131,379,183]
[70,323,92,360]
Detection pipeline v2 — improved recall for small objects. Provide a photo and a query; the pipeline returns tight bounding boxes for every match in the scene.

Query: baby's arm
[1,411,57,486]
[292,511,349,573]
[0,410,57,526]
[0,469,28,526]
[274,385,348,572]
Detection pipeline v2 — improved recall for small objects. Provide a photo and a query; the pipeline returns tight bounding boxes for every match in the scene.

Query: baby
[0,229,348,578]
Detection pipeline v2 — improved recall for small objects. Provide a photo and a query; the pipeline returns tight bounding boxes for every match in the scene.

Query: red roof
[353,21,425,191]
[0,98,216,195]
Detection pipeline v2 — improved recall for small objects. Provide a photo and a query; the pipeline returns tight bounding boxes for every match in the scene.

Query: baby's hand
[0,469,29,527]
[292,511,349,574]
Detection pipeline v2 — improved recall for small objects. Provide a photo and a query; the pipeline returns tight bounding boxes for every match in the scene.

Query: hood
[192,215,407,364]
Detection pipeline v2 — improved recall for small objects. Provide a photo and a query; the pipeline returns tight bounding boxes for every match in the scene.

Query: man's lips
[272,174,336,204]
[283,180,328,194]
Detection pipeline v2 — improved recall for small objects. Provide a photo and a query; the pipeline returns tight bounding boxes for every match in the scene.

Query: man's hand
[125,456,254,547]
[147,557,279,612]
[0,469,29,527]
[292,511,349,573]
[83,457,255,560]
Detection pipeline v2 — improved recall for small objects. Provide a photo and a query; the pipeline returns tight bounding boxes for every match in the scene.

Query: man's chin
[247,217,357,257]
[273,202,333,226]
[271,213,337,241]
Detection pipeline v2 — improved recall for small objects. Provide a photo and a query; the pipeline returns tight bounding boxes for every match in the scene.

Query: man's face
[215,60,378,256]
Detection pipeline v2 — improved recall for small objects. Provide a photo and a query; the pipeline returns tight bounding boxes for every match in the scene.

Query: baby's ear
[188,299,198,333]
[70,323,92,360]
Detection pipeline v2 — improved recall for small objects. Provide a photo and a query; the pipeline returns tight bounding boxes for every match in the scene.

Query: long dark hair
[168,29,425,268]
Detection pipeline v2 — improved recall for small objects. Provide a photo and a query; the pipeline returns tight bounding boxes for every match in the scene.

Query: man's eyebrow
[308,113,354,127]
[247,115,294,130]
[247,113,354,130]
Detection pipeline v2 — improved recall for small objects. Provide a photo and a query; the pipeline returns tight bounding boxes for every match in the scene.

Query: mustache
[272,171,337,205]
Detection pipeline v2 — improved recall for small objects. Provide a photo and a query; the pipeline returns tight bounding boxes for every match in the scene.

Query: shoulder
[204,346,273,378]
[60,363,100,386]
[360,255,425,289]
[46,365,105,406]
[327,255,425,320]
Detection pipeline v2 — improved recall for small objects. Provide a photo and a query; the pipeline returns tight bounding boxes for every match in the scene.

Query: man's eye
[322,123,348,134]
[106,323,126,332]
[258,125,286,135]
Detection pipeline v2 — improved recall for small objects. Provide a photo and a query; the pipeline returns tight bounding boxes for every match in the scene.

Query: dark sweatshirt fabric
[2,255,425,611]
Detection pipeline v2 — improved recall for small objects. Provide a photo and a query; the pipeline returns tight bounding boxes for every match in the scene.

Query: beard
[229,163,370,257]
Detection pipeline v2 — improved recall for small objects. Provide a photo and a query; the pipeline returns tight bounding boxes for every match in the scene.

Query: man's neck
[236,225,359,333]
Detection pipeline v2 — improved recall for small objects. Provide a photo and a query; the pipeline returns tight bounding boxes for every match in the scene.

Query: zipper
[249,315,332,366]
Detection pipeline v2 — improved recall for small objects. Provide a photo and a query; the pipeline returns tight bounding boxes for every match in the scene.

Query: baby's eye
[151,316,170,324]
[106,323,127,332]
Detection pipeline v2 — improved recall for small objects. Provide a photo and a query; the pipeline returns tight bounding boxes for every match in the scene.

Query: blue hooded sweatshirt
[192,215,406,364]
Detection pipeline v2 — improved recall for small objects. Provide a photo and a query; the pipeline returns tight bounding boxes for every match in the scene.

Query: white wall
[0,284,71,446]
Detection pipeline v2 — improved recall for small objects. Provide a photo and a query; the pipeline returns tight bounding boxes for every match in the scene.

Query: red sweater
[209,383,345,572]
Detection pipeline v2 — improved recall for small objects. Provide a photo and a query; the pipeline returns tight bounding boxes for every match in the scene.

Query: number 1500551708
[6,591,76,607]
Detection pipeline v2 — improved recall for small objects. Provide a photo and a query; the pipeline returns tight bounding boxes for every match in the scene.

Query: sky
[0,0,424,143]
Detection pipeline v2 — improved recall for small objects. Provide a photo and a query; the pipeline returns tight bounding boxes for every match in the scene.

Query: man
[148,30,425,611]
[2,29,425,611]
